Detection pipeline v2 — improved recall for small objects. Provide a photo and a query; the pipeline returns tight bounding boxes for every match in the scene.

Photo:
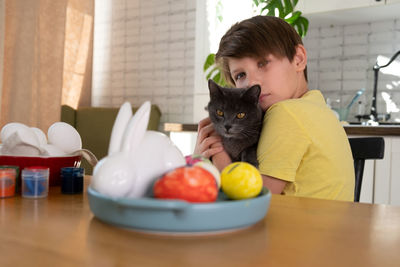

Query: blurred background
[0,0,400,129]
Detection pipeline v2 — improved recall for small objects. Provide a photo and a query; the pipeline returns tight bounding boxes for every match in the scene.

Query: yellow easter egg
[221,162,263,200]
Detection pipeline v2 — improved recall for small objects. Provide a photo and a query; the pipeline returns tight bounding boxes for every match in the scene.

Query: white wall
[304,19,400,122]
[92,0,198,126]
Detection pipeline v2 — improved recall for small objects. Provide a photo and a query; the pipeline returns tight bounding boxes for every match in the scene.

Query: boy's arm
[195,118,287,193]
[261,174,287,194]
[213,148,287,194]
[210,146,232,172]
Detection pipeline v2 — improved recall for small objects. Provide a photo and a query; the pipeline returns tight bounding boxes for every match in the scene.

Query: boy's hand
[194,117,232,171]
[194,117,224,158]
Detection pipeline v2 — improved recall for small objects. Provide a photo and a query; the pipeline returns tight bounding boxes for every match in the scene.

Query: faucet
[370,50,400,122]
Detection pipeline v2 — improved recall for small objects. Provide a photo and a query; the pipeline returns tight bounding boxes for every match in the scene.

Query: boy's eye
[236,112,245,119]
[216,109,224,117]
[235,72,246,81]
[258,60,269,68]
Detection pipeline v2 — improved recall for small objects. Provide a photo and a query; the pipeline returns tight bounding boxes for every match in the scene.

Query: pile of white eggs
[0,122,82,157]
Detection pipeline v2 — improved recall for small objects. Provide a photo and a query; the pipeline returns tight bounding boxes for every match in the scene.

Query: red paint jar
[0,168,17,198]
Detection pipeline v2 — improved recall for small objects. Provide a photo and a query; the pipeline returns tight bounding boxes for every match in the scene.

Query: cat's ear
[208,79,222,98]
[244,85,261,104]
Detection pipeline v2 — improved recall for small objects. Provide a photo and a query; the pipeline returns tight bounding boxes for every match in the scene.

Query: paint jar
[0,168,17,198]
[60,167,84,194]
[21,167,49,198]
[0,165,20,192]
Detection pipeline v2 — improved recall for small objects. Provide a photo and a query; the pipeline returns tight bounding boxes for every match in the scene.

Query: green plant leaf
[272,0,285,17]
[203,53,216,72]
[213,72,221,83]
[205,66,219,80]
[262,0,283,17]
[216,0,223,22]
[294,16,309,38]
[215,72,228,87]
[283,0,293,15]
[285,11,301,24]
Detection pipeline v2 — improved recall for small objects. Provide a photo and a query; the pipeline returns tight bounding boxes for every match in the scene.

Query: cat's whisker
[241,129,260,135]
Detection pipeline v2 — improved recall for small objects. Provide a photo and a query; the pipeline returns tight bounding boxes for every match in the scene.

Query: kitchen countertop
[164,123,400,136]
[343,125,400,136]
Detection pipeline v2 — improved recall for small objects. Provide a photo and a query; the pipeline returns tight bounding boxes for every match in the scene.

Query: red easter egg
[153,166,218,203]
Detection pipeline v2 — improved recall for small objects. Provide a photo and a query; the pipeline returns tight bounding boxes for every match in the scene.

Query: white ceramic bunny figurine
[91,101,186,198]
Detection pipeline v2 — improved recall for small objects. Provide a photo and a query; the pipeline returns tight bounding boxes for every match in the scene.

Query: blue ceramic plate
[88,187,271,234]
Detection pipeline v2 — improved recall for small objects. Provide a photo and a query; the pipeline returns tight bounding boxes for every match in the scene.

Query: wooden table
[1,178,400,267]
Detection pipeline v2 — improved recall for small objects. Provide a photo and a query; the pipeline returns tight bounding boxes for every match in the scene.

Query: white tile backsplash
[320,25,343,37]
[343,45,368,57]
[344,24,370,35]
[371,20,395,32]
[304,18,400,122]
[344,34,368,45]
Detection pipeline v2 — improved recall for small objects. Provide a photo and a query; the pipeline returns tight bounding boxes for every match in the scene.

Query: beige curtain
[62,0,93,109]
[0,0,93,133]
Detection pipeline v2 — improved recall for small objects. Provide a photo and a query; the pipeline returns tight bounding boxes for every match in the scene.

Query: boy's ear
[294,44,307,72]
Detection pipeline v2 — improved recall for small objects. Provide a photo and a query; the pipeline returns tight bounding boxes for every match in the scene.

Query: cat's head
[207,79,263,139]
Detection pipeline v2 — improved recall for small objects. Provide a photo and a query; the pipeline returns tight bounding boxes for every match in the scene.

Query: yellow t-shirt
[257,90,355,201]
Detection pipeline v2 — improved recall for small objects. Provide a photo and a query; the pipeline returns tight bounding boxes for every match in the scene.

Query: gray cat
[207,79,263,167]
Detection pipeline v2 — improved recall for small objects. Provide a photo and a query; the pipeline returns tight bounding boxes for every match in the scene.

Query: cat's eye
[236,112,245,119]
[216,109,224,117]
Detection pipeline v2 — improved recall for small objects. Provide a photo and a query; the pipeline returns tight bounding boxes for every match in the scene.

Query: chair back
[348,137,385,202]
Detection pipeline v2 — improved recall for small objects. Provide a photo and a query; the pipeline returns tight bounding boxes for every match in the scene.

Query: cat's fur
[207,79,263,167]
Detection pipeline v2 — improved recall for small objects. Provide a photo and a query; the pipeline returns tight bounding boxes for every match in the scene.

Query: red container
[0,155,81,186]
[0,168,16,198]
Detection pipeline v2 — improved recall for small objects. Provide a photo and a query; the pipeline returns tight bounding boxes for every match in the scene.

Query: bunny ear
[121,101,151,155]
[108,102,133,156]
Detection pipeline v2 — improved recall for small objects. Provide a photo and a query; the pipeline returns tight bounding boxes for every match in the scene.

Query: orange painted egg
[153,166,218,203]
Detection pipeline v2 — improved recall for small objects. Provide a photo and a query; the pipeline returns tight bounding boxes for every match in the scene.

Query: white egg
[0,122,29,143]
[195,161,221,188]
[47,122,82,154]
[6,144,41,156]
[30,127,47,147]
[0,129,41,156]
[15,127,41,148]
[41,144,67,157]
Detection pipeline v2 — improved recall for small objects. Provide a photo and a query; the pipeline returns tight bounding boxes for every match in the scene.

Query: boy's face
[228,48,307,111]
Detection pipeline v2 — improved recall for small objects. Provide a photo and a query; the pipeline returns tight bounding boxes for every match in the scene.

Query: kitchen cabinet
[296,0,385,14]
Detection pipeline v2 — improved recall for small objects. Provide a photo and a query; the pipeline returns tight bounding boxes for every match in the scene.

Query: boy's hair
[215,15,308,86]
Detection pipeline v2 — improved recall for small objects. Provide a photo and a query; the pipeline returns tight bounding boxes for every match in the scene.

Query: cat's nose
[225,125,232,132]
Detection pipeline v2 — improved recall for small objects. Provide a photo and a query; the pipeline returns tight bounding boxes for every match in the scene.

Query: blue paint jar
[61,167,84,194]
[22,167,49,198]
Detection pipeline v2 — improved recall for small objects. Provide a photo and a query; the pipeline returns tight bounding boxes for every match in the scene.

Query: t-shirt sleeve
[257,103,311,182]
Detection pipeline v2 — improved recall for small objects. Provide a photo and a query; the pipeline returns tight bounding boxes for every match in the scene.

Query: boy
[194,16,355,201]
